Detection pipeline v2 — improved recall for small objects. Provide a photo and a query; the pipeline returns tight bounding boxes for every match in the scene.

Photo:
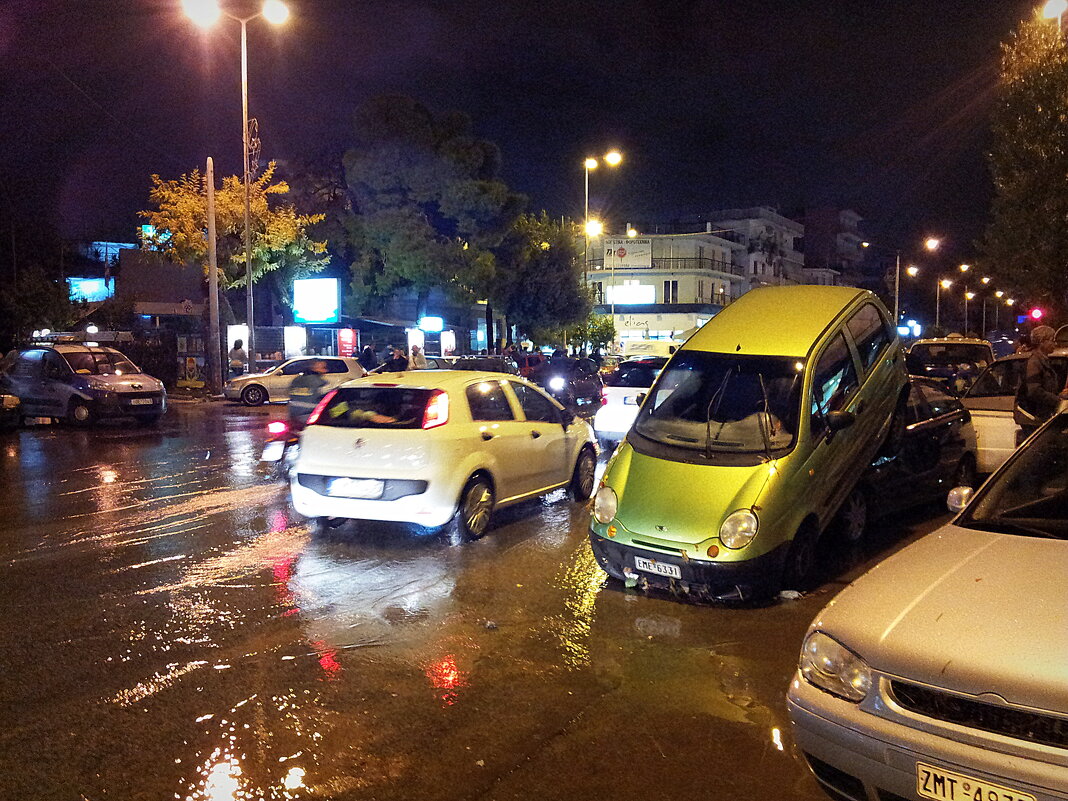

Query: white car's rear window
[318,387,435,429]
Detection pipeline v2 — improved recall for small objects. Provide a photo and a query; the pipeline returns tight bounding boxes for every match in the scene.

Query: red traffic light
[1030,308,1045,320]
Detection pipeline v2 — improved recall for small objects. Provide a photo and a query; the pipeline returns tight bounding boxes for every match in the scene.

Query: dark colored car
[904,338,994,394]
[855,378,977,526]
[530,356,604,419]
[515,352,546,378]
[449,355,519,375]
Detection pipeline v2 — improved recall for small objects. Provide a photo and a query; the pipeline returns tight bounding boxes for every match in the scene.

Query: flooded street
[0,402,947,800]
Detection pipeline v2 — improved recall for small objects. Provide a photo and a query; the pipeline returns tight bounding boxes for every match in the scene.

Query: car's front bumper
[787,672,1068,801]
[588,531,787,601]
[223,385,243,400]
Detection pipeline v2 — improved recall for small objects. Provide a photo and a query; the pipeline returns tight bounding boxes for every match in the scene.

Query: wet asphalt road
[0,402,949,801]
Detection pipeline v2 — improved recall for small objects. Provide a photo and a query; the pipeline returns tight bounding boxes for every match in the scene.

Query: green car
[589,286,908,601]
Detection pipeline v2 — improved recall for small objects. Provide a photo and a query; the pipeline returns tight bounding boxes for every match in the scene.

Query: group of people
[356,344,427,373]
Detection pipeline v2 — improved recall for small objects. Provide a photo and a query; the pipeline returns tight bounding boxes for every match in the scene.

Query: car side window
[906,384,928,425]
[966,360,1024,398]
[465,381,515,421]
[12,350,44,377]
[846,303,892,372]
[918,383,963,418]
[322,359,348,374]
[811,333,860,420]
[42,351,68,379]
[281,359,311,376]
[511,383,560,423]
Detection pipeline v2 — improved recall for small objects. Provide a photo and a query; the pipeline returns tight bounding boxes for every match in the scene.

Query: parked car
[622,340,681,359]
[224,356,365,406]
[422,356,458,370]
[588,286,909,601]
[961,349,1068,473]
[1,344,166,425]
[856,377,977,527]
[515,352,546,378]
[448,355,519,374]
[290,370,598,537]
[593,357,669,445]
[0,391,20,430]
[905,337,994,394]
[530,356,605,419]
[787,409,1068,801]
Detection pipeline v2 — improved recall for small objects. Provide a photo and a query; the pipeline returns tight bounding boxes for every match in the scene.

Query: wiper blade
[756,374,773,462]
[705,369,733,460]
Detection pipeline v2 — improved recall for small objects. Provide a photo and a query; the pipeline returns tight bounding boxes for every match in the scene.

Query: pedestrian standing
[359,344,379,372]
[373,347,409,373]
[410,344,428,369]
[1014,325,1066,443]
[228,339,248,377]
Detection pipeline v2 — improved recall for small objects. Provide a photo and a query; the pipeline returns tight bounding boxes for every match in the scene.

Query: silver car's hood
[90,373,164,392]
[229,371,272,385]
[814,524,1068,712]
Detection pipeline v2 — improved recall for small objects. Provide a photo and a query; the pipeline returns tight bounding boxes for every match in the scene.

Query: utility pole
[206,158,222,395]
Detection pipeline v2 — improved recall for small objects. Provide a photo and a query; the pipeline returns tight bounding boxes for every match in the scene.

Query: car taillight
[267,420,288,436]
[305,390,337,426]
[601,387,608,405]
[422,390,449,429]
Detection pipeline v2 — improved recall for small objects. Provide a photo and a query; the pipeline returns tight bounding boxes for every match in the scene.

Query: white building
[706,206,811,286]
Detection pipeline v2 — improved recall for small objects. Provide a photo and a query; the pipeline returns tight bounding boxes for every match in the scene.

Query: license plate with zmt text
[916,762,1035,801]
[634,556,681,579]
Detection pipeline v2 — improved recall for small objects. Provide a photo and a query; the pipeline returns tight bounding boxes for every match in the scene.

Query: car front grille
[890,680,1068,750]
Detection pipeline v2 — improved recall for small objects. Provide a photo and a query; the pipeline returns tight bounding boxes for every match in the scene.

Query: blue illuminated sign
[293,278,339,324]
[67,277,114,303]
[418,316,444,333]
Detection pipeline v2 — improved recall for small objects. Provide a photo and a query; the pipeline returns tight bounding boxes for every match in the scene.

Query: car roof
[909,338,992,348]
[683,285,870,358]
[338,369,542,392]
[48,344,124,355]
[990,348,1068,362]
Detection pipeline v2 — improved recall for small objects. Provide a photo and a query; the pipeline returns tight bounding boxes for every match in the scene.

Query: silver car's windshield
[62,351,139,376]
[634,352,802,454]
[962,416,1068,539]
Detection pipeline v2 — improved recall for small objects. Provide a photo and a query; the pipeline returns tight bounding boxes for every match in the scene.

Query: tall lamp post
[183,0,290,369]
[936,278,953,330]
[583,150,622,282]
[861,235,936,323]
[995,290,1005,329]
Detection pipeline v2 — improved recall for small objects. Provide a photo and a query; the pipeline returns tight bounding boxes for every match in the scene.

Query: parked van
[589,286,908,600]
[622,340,680,359]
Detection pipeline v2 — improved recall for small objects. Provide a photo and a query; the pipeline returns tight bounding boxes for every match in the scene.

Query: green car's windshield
[961,416,1068,540]
[634,352,803,455]
[62,351,139,376]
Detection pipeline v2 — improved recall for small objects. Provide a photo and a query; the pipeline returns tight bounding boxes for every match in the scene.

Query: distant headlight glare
[800,631,872,702]
[593,485,617,524]
[719,509,758,549]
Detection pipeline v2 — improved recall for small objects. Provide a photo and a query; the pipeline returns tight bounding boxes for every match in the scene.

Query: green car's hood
[608,445,775,547]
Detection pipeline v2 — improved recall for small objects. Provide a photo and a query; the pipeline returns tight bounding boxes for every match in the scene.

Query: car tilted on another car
[290,370,598,538]
[224,356,365,406]
[589,285,909,601]
[788,410,1068,801]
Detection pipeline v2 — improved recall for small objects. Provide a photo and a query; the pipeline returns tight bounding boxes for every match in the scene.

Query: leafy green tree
[140,162,329,302]
[980,12,1068,315]
[491,212,590,340]
[340,95,525,318]
[0,266,81,347]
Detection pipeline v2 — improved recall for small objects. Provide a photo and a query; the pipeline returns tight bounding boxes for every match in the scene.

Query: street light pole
[240,18,256,367]
[893,250,901,323]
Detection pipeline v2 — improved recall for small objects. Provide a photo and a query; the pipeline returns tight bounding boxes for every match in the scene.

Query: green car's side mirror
[826,410,856,433]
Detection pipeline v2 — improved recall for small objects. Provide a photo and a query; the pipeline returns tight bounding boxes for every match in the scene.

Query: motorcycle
[260,419,301,479]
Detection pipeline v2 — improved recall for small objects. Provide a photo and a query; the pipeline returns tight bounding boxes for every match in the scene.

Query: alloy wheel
[461,479,494,539]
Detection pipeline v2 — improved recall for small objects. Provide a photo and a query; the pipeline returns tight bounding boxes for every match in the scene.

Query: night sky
[0,0,1036,262]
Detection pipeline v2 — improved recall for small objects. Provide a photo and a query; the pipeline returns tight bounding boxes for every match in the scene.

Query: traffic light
[1030,307,1045,321]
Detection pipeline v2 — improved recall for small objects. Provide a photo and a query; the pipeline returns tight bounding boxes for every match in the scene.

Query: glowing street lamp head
[995,290,1005,298]
[584,157,599,171]
[1044,0,1068,19]
[861,241,871,248]
[1006,298,1016,306]
[262,0,290,24]
[906,265,920,277]
[585,219,604,237]
[965,291,976,301]
[981,276,991,284]
[925,237,941,251]
[626,227,638,238]
[940,279,953,289]
[604,150,623,167]
[959,263,971,273]
[182,0,221,26]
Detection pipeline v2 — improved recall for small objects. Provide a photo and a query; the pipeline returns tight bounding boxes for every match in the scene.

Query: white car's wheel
[570,447,597,501]
[453,475,494,540]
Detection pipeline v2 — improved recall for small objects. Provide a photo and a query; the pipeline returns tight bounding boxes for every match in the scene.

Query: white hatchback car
[290,370,598,537]
[593,357,667,444]
[787,410,1068,801]
[224,356,365,406]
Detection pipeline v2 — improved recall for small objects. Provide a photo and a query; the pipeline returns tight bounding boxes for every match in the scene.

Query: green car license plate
[634,556,681,579]
[916,762,1035,801]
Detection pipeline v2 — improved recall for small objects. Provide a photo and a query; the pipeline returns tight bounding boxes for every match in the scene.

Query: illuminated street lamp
[925,237,941,252]
[583,150,623,281]
[1045,0,1067,31]
[936,278,953,330]
[964,291,976,333]
[585,219,604,237]
[183,0,290,367]
[860,240,927,322]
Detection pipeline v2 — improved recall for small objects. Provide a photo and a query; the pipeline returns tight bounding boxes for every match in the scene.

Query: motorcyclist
[288,359,331,428]
[532,348,577,408]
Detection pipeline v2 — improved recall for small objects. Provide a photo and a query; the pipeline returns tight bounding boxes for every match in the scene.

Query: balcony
[588,256,745,277]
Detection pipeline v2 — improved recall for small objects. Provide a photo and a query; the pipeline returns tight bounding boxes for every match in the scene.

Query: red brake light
[422,390,449,429]
[267,421,289,436]
[601,387,608,405]
[305,390,337,426]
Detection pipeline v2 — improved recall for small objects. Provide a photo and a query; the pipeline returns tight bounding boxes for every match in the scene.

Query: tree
[980,12,1068,316]
[140,162,329,305]
[491,212,590,340]
[339,95,525,318]
[0,267,81,348]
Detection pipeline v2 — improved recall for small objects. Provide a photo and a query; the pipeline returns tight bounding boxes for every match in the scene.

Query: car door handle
[531,430,541,439]
[481,431,495,441]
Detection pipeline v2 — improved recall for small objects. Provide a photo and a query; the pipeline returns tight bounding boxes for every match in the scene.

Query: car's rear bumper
[787,674,1068,801]
[588,531,786,601]
[291,472,456,527]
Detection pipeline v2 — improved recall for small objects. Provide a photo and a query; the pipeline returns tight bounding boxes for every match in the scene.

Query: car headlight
[593,485,617,524]
[549,376,566,392]
[719,509,758,549]
[800,631,872,702]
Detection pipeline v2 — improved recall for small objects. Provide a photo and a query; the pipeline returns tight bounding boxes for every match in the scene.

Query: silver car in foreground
[787,411,1068,801]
